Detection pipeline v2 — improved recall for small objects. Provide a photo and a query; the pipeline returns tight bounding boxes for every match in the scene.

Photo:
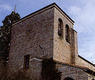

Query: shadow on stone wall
[41,58,61,80]
[0,63,32,80]
[0,58,61,80]
[0,70,33,80]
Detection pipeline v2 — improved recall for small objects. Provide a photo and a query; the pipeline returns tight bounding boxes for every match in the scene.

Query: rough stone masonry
[8,3,95,80]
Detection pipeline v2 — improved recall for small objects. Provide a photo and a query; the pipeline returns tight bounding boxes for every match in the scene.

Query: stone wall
[57,63,89,80]
[53,7,77,64]
[9,7,54,72]
[76,56,95,72]
[88,73,95,80]
[26,58,42,80]
[8,3,95,80]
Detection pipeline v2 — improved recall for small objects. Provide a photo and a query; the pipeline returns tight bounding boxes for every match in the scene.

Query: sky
[0,0,95,63]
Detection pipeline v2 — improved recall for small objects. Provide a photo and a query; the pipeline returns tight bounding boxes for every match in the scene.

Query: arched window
[64,77,74,80]
[65,24,70,43]
[58,18,63,37]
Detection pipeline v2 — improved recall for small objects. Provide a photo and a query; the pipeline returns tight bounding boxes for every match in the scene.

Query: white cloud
[68,0,95,63]
[68,6,81,16]
[0,4,12,11]
[69,0,95,33]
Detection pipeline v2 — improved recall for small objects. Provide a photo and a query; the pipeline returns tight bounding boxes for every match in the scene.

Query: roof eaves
[12,3,56,26]
[12,3,74,26]
[78,55,95,67]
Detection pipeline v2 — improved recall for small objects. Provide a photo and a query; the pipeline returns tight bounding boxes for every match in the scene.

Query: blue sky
[0,0,95,63]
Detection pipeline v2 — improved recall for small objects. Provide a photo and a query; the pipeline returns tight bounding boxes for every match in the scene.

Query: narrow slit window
[24,55,30,69]
[65,24,70,43]
[58,18,63,37]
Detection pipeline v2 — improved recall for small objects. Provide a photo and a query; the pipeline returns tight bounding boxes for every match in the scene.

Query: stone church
[8,3,95,80]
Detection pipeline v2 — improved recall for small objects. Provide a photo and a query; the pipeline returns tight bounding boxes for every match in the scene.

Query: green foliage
[2,11,20,26]
[0,11,20,60]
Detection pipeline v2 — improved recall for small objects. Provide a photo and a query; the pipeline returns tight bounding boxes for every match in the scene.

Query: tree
[0,11,20,61]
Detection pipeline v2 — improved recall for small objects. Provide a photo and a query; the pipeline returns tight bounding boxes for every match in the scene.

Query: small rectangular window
[24,55,30,69]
